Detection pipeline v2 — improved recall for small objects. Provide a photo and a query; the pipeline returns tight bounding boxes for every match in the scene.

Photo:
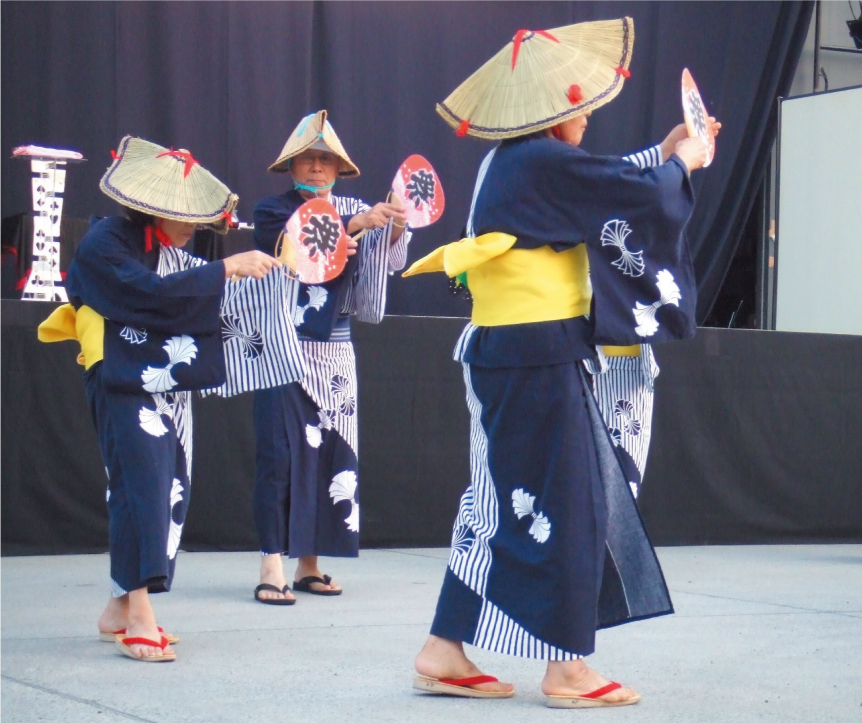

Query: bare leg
[258,553,296,602]
[294,555,341,592]
[97,594,129,634]
[542,660,638,703]
[414,635,513,693]
[122,587,174,659]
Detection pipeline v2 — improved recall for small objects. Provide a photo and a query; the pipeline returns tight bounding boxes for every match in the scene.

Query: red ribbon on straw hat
[156,148,200,178]
[512,29,559,69]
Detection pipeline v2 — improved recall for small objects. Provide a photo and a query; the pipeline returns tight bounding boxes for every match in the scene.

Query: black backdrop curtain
[1,1,811,321]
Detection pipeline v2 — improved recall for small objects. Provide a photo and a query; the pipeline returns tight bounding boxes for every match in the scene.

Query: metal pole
[813,0,822,92]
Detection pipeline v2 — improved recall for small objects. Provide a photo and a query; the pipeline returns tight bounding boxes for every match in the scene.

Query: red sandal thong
[115,635,176,662]
[413,674,514,698]
[100,626,179,644]
[546,681,641,708]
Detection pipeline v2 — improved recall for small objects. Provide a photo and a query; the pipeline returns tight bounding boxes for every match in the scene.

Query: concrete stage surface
[2,545,860,723]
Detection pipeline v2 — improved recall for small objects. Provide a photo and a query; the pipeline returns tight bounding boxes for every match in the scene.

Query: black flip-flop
[254,583,296,605]
[293,575,342,596]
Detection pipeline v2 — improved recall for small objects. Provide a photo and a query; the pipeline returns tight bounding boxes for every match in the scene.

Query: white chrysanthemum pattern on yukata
[293,285,328,326]
[330,374,355,416]
[601,219,645,278]
[613,399,642,436]
[511,488,551,543]
[329,470,359,532]
[451,524,475,556]
[141,335,198,392]
[633,270,681,337]
[305,409,335,448]
[221,313,264,360]
[167,478,184,560]
[138,393,174,437]
[120,326,147,344]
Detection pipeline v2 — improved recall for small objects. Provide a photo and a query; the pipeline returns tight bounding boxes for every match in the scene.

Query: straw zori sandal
[115,635,176,662]
[413,674,514,699]
[546,682,641,708]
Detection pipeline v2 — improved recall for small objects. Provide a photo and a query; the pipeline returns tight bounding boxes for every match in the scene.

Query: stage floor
[2,545,861,722]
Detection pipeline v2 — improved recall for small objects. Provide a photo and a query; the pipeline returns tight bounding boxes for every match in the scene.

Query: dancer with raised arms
[405,18,712,707]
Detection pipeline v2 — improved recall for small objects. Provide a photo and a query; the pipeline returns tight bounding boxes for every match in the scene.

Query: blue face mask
[293,180,336,194]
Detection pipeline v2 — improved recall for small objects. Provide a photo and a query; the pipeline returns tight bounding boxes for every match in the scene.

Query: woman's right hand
[223,251,282,280]
[673,137,710,173]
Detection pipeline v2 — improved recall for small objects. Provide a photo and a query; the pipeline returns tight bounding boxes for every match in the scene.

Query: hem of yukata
[432,586,587,661]
[581,366,675,625]
[110,575,170,598]
[258,548,359,558]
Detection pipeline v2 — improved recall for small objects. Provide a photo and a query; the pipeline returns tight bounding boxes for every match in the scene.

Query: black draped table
[2,300,861,555]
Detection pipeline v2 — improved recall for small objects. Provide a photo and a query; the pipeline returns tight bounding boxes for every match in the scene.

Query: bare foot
[123,588,174,659]
[97,594,129,635]
[414,635,513,694]
[258,553,296,602]
[542,660,638,703]
[294,555,341,593]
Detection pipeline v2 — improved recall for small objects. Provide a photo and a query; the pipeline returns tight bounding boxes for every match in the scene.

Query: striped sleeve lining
[622,144,663,169]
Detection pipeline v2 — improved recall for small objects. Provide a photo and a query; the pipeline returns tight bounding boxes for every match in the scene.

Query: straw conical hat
[100,136,238,233]
[437,18,634,140]
[269,110,360,177]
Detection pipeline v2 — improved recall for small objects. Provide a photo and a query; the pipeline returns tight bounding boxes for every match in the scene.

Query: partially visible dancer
[404,19,712,707]
[589,120,720,498]
[251,111,411,604]
[39,137,285,662]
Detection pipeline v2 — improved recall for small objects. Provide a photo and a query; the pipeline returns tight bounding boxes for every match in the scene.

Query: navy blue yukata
[252,189,410,559]
[63,217,304,596]
[430,136,697,659]
[66,217,225,595]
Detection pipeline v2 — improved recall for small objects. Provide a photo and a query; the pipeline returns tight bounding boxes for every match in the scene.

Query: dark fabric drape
[1,2,812,320]
[4,307,861,555]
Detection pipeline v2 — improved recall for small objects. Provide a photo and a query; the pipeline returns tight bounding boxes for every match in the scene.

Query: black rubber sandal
[254,583,296,605]
[293,575,342,596]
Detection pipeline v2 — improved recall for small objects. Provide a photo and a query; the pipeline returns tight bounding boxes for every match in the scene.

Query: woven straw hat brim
[437,18,634,140]
[268,110,360,177]
[100,136,238,233]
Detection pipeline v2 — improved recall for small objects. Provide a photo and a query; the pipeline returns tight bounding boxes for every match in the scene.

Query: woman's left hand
[661,117,721,161]
[347,202,406,234]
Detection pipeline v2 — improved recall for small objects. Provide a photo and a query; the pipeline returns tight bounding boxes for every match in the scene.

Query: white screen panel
[776,86,862,335]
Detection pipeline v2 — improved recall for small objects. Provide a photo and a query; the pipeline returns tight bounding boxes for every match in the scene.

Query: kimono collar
[144,224,172,253]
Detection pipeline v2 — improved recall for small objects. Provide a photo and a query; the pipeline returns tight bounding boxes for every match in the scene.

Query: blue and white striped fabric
[622,144,663,169]
[448,364,498,597]
[212,271,307,397]
[587,346,660,493]
[333,195,411,324]
[296,340,358,455]
[446,364,581,661]
[158,245,306,398]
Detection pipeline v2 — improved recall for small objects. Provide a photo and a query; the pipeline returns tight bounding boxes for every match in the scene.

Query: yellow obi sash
[38,304,105,369]
[403,233,591,327]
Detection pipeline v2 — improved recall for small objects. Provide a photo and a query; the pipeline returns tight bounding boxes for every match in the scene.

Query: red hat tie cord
[144,224,173,253]
[156,148,200,178]
[511,29,559,69]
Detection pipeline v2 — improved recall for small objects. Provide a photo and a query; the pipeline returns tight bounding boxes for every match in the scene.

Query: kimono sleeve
[253,197,287,256]
[68,230,226,336]
[552,149,698,345]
